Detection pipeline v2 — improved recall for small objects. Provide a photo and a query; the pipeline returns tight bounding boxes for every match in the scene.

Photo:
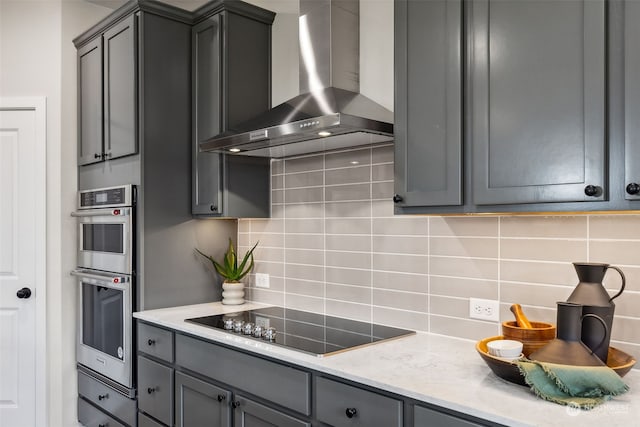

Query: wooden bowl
[476,336,636,386]
[502,321,556,357]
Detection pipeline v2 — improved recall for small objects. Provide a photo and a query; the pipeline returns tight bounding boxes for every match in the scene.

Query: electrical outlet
[255,273,270,288]
[254,315,270,328]
[469,298,500,321]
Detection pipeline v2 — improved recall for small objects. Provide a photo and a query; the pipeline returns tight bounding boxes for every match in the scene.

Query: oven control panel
[79,185,134,209]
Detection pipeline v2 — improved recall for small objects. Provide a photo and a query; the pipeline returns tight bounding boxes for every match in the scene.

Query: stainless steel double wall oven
[71,185,136,396]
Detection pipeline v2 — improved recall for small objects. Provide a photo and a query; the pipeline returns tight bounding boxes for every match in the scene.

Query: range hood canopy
[199,0,394,159]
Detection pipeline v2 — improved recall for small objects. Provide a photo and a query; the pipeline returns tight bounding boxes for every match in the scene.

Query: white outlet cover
[255,273,270,288]
[469,298,500,322]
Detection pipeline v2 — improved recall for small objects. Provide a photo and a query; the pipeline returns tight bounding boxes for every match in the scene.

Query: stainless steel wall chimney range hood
[199,0,394,159]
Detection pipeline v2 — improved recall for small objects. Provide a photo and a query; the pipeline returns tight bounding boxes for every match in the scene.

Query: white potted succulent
[196,238,258,305]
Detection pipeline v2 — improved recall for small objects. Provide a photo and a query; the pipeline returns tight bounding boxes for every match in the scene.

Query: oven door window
[82,223,124,254]
[82,282,124,359]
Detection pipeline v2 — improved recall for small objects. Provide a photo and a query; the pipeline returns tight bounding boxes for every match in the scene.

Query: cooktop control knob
[243,322,255,335]
[223,318,234,330]
[233,320,245,333]
[264,327,277,341]
[252,325,264,338]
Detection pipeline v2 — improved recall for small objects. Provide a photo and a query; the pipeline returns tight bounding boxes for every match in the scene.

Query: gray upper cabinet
[191,6,274,217]
[470,0,606,205]
[394,0,462,208]
[625,0,640,200]
[77,14,137,166]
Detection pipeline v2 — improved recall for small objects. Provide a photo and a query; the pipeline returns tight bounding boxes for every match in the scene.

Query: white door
[0,99,46,427]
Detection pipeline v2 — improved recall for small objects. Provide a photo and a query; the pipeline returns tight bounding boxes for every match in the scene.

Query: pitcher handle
[607,265,626,301]
[581,313,609,355]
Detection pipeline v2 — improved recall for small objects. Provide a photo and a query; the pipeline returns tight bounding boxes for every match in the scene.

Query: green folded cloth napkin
[516,360,629,409]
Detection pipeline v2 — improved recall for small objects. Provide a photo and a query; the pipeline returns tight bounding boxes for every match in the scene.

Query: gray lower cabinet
[413,405,484,427]
[393,0,462,208]
[77,370,136,427]
[175,371,232,427]
[78,397,126,427]
[233,395,311,427]
[139,412,166,427]
[77,14,137,166]
[191,6,273,217]
[315,377,402,427]
[138,356,174,426]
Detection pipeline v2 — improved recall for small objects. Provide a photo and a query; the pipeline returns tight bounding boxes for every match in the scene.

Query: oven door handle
[71,208,130,218]
[71,269,130,285]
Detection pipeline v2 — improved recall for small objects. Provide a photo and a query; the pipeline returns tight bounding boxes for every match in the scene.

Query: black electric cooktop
[185,306,415,357]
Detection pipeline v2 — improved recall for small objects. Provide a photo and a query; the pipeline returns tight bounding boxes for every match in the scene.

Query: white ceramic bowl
[487,339,523,358]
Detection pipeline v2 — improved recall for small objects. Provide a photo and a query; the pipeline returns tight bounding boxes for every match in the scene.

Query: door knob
[16,287,31,299]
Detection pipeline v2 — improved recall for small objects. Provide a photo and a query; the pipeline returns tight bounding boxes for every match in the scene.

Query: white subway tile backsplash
[237,148,640,363]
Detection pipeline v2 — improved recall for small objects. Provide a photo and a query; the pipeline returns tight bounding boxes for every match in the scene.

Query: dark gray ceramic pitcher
[566,262,626,363]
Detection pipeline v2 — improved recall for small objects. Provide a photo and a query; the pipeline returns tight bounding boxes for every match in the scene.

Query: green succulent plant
[196,238,258,282]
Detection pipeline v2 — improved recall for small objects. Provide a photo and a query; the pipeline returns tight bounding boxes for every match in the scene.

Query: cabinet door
[414,405,484,427]
[470,0,606,205]
[394,0,462,207]
[232,395,310,427]
[192,16,223,215]
[625,0,640,200]
[78,37,103,166]
[175,372,231,427]
[103,14,137,161]
[138,356,173,426]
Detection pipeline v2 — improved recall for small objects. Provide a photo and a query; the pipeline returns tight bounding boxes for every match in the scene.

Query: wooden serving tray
[476,335,636,386]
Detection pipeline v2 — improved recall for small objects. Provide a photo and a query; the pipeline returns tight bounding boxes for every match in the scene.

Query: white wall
[0,1,110,425]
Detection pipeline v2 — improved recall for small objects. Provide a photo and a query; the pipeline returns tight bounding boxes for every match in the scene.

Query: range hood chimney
[199,0,393,159]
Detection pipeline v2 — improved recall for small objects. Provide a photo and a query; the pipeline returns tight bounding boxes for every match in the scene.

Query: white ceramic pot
[221,281,245,305]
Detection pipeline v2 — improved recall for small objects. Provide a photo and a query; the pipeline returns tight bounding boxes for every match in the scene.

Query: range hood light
[228,148,242,153]
[318,131,332,137]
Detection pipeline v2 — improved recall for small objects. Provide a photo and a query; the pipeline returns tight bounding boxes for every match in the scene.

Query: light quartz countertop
[134,302,640,427]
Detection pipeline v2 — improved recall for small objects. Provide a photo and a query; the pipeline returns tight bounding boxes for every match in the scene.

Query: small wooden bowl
[502,321,556,357]
[476,336,637,386]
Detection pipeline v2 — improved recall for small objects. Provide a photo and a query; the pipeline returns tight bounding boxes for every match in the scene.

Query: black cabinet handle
[584,185,599,197]
[231,401,241,409]
[392,194,403,203]
[627,183,640,195]
[97,393,109,401]
[147,339,155,346]
[345,407,358,418]
[147,387,156,394]
[16,287,31,299]
[217,394,226,402]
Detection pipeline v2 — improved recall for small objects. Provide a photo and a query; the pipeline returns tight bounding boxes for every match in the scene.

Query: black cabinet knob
[626,183,640,195]
[231,401,241,409]
[392,194,403,203]
[584,185,599,197]
[98,424,108,427]
[147,387,156,394]
[345,407,358,418]
[217,394,226,402]
[97,393,109,401]
[147,339,155,346]
[16,287,31,299]
[94,153,102,159]
[210,204,218,212]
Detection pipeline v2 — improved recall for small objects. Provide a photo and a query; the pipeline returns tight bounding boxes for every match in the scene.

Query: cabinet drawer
[175,334,311,415]
[138,322,174,363]
[414,405,484,427]
[138,356,173,426]
[315,377,402,427]
[78,371,136,427]
[138,412,166,427]
[78,397,126,427]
